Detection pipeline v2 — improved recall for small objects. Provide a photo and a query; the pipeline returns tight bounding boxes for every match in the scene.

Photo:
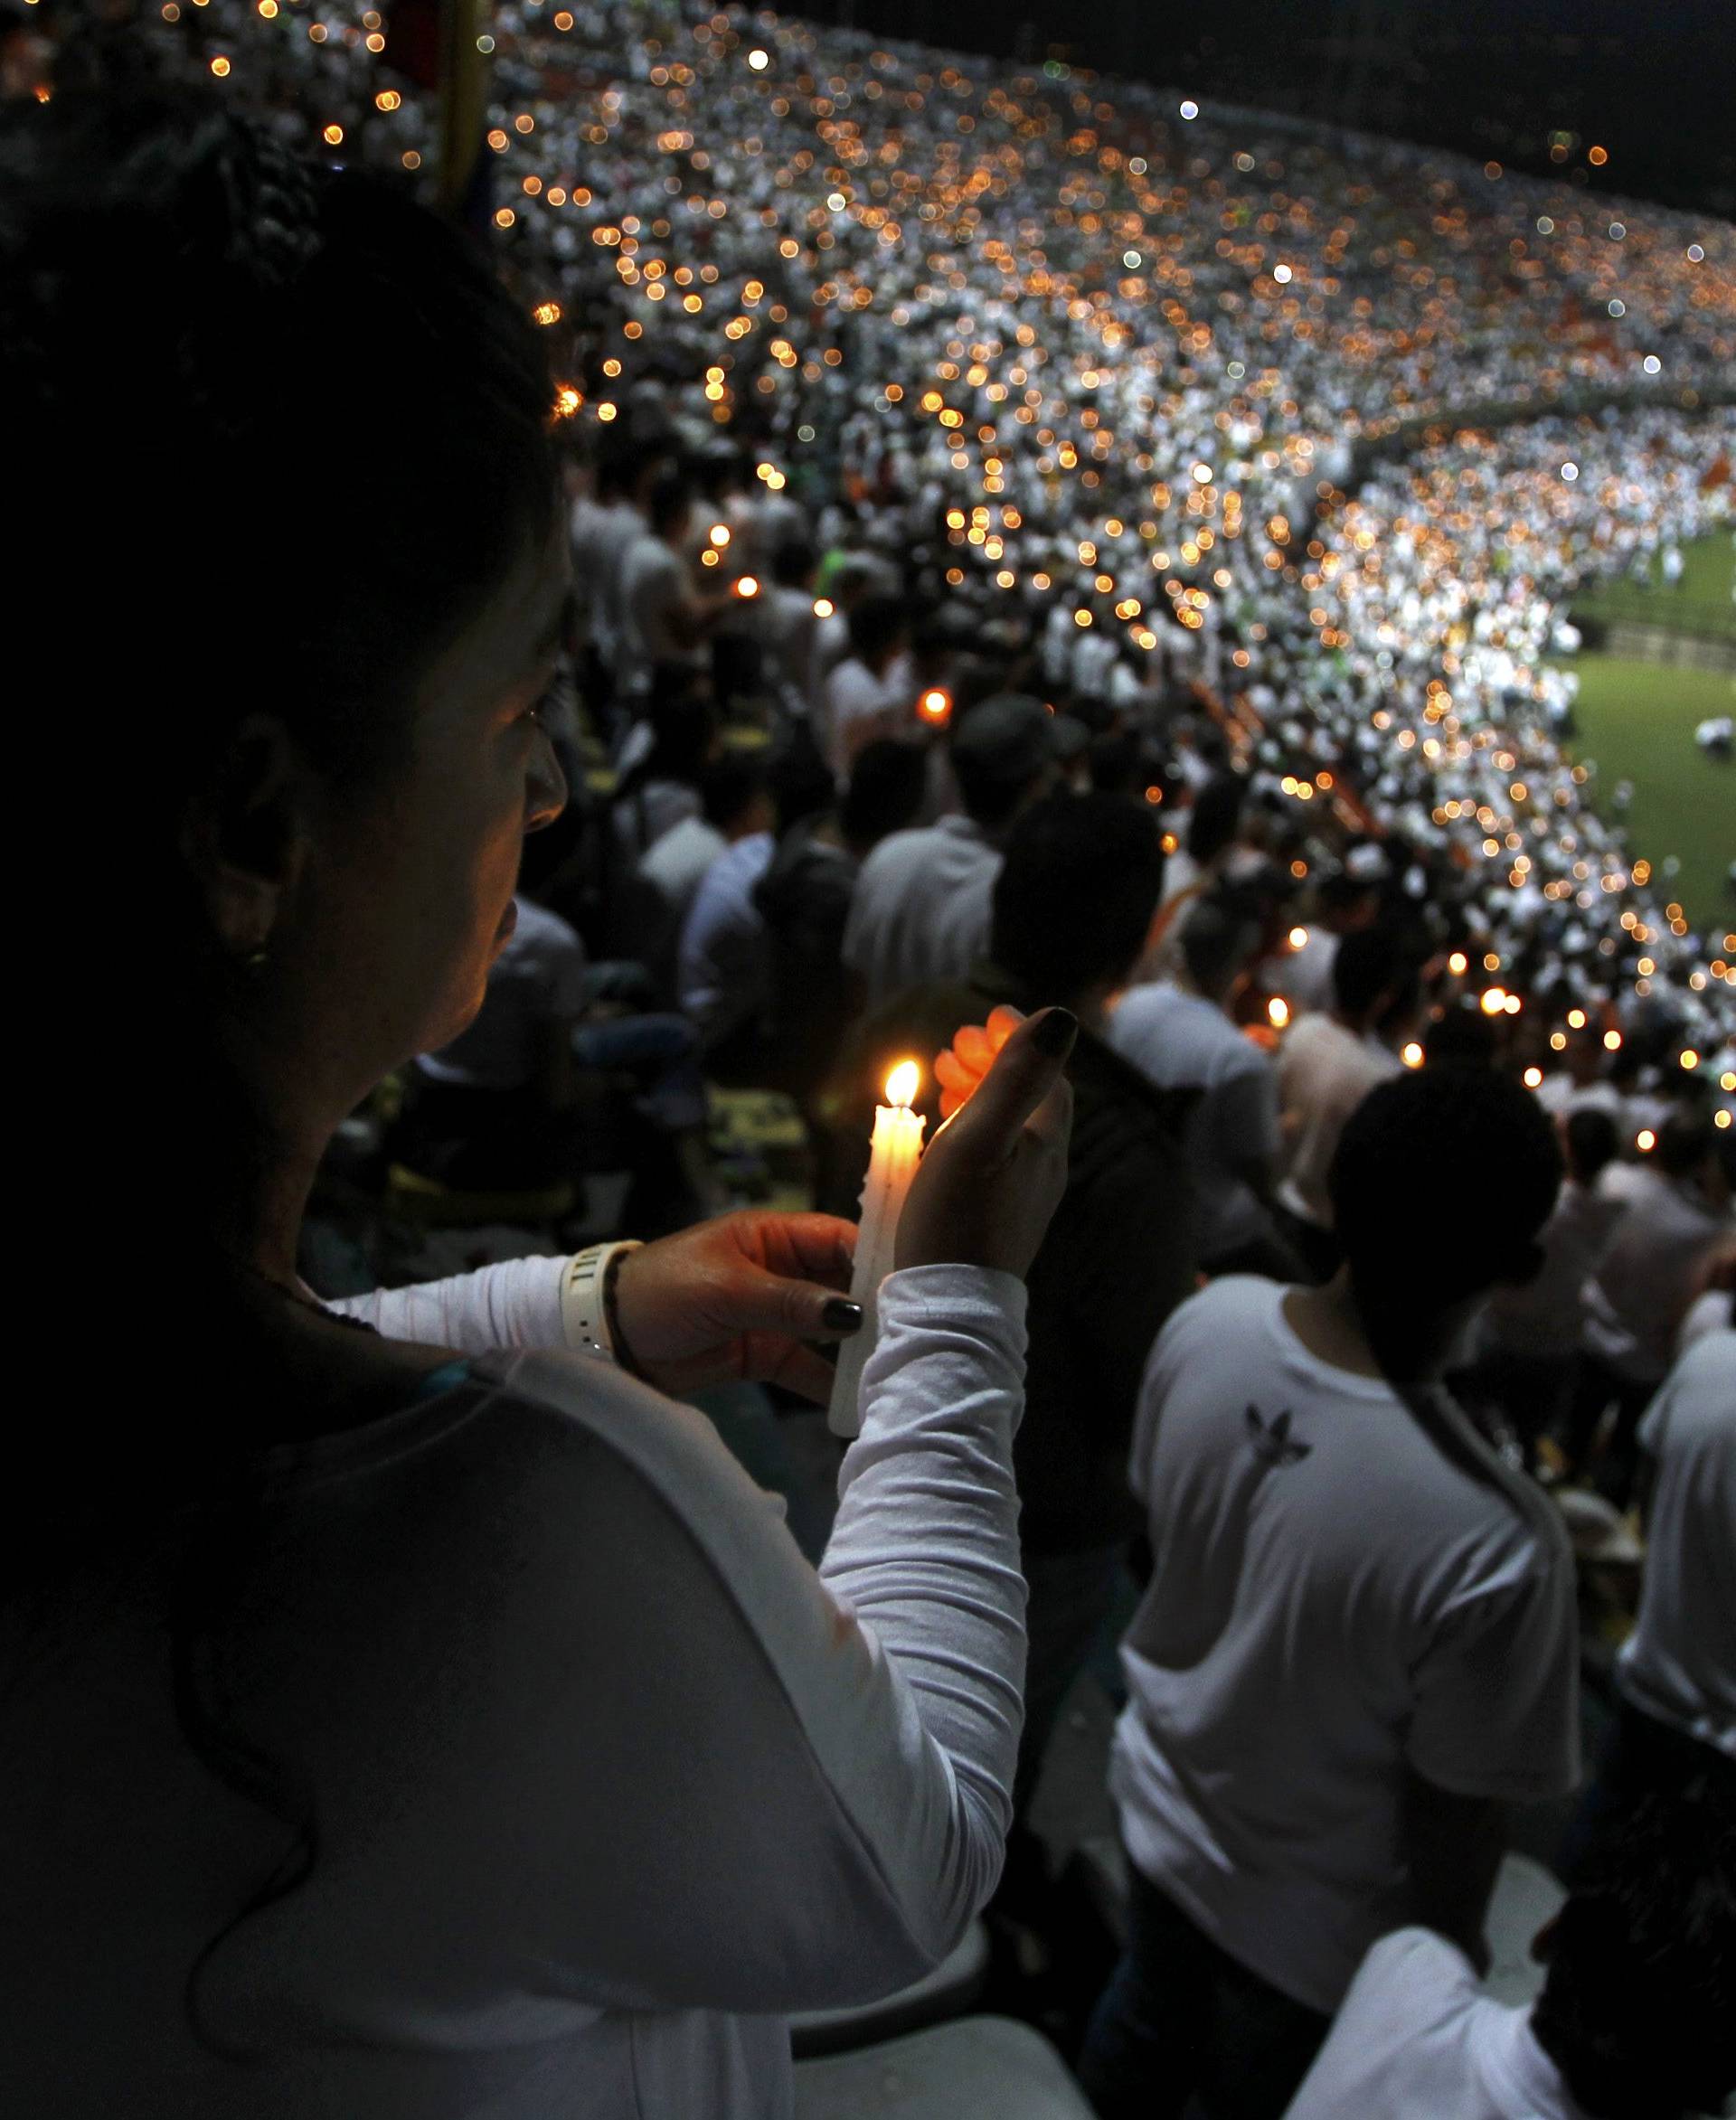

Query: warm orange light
[1288,926,1308,951]
[813,597,835,618]
[1480,988,1506,1016]
[735,575,760,598]
[1603,1030,1622,1051]
[709,524,731,548]
[1448,952,1468,976]
[884,1060,920,1107]
[1524,1067,1543,1088]
[1636,1128,1656,1154]
[1401,1042,1424,1069]
[920,688,952,724]
[1268,997,1291,1031]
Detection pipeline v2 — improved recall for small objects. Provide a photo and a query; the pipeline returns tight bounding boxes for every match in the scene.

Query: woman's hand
[897,1006,1076,1280]
[609,1211,862,1404]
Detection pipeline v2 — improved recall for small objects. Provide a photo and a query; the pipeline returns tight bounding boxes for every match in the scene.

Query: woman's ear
[178,715,314,959]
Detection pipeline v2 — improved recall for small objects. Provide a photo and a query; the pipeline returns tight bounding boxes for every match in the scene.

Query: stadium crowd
[7,5,1735,2119]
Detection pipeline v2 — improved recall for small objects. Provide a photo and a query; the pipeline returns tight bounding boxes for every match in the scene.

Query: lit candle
[828,1060,926,1439]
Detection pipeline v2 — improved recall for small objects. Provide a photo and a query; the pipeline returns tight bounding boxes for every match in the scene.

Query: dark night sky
[800,0,1736,219]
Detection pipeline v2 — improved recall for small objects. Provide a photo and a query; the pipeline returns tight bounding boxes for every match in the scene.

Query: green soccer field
[1569,528,1736,642]
[1552,654,1735,936]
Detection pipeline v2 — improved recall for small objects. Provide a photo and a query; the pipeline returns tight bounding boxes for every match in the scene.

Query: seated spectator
[1467,1107,1626,1467]
[1284,1777,1735,2120]
[1272,927,1410,1279]
[1080,1068,1579,2120]
[755,738,928,1107]
[819,590,915,782]
[1128,768,1250,984]
[394,891,589,1190]
[1562,1316,1734,1879]
[1568,1116,1735,1504]
[675,757,777,1082]
[638,749,772,1003]
[1110,894,1295,1278]
[842,693,1061,1007]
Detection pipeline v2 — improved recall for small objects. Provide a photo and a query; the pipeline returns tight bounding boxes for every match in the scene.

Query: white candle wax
[827,1090,927,1439]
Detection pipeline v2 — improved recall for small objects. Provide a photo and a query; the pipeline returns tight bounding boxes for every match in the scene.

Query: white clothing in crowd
[10,1262,1032,2120]
[676,830,774,1051]
[638,814,728,935]
[841,815,1001,1006]
[617,532,703,699]
[1280,928,1340,1017]
[416,897,586,1092]
[1479,1172,1626,1360]
[1275,1016,1402,1231]
[1615,1328,1736,1758]
[1109,983,1282,1261]
[1581,1165,1731,1383]
[820,652,916,783]
[1282,1927,1586,2120]
[1112,1277,1579,2015]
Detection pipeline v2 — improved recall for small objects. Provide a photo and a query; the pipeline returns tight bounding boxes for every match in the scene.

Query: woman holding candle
[5,96,1076,2120]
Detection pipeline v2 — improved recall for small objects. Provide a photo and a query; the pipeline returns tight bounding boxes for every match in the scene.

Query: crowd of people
[8,6,1735,2120]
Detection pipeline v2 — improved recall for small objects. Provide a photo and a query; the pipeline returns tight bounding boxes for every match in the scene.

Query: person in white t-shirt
[819,591,916,783]
[1080,1067,1579,2120]
[841,693,1061,1006]
[1109,894,1295,1277]
[1284,1776,1736,2120]
[615,473,731,703]
[1566,1116,1733,1505]
[1272,926,1411,1279]
[1467,1107,1626,1466]
[1560,1321,1736,1888]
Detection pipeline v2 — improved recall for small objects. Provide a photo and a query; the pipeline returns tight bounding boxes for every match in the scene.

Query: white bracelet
[560,1241,645,1362]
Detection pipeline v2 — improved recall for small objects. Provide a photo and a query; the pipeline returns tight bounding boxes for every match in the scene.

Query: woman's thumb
[946,1007,1078,1149]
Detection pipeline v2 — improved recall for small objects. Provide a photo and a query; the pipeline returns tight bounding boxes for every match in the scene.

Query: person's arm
[1401,1767,1505,1974]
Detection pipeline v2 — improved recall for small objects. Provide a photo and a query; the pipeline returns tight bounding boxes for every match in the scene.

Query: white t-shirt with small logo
[1111,1277,1580,2013]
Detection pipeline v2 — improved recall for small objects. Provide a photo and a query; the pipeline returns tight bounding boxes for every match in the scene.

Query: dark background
[801,0,1736,218]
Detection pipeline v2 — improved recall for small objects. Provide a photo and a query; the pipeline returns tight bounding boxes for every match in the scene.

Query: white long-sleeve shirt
[6,1260,1029,2119]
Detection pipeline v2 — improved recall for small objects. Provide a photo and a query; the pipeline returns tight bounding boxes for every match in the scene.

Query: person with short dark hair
[1272,927,1410,1278]
[835,792,1200,1854]
[1467,1105,1627,1467]
[1080,1069,1579,2120]
[1285,1776,1736,2120]
[1567,1114,1733,1504]
[616,470,733,702]
[1110,894,1295,1277]
[841,694,1063,1006]
[818,589,915,780]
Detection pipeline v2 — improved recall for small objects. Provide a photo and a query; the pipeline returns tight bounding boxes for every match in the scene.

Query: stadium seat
[792,2013,1096,2119]
[789,1919,991,2058]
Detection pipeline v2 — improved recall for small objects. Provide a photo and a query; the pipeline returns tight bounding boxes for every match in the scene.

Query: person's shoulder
[1661,1329,1736,1437]
[1156,1273,1276,1350]
[858,824,939,876]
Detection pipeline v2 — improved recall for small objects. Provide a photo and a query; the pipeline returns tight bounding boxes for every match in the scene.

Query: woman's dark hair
[991,792,1165,1003]
[5,88,561,2045]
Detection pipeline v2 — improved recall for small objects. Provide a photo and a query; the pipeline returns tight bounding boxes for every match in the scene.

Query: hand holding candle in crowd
[827,1059,928,1437]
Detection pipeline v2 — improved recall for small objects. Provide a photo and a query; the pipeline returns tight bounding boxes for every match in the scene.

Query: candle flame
[1268,997,1290,1030]
[736,574,760,598]
[884,1060,920,1107]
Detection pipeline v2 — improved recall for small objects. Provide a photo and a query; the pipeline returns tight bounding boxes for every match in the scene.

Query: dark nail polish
[1033,1007,1079,1058]
[822,1298,864,1333]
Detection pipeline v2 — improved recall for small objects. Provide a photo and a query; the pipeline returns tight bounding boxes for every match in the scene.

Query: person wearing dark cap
[841,693,1063,1006]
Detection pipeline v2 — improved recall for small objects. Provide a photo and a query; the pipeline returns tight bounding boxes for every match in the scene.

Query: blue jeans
[1078,1864,1330,2120]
